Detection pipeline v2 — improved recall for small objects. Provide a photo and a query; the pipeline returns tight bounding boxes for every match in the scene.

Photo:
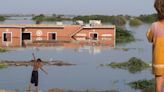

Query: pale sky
[0,0,156,16]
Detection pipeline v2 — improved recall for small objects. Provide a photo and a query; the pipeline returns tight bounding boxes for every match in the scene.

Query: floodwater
[0,18,153,92]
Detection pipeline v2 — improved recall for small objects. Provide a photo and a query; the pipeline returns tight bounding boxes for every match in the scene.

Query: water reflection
[1,37,115,54]
[27,39,115,55]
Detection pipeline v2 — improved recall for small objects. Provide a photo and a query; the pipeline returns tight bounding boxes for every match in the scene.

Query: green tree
[116,27,135,43]
[73,15,127,26]
[32,14,46,22]
[129,18,143,26]
[0,15,6,21]
[110,16,127,26]
[137,14,157,23]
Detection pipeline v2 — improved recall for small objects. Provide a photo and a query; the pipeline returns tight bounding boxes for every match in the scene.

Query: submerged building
[0,24,116,47]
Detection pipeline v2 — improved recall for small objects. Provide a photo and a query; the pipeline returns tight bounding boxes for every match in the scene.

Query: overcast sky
[0,0,156,16]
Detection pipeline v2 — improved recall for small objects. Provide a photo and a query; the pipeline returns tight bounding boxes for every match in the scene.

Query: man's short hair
[37,58,42,62]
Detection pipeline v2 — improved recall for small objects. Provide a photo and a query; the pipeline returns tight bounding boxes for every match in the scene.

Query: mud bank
[0,60,76,67]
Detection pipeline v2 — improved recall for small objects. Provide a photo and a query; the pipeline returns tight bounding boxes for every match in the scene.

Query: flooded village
[0,0,156,92]
[0,15,154,92]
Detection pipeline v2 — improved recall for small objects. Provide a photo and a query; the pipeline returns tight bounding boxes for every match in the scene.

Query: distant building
[75,20,84,25]
[89,20,102,26]
[0,24,115,47]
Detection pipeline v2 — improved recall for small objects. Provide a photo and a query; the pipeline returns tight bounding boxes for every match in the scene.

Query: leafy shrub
[128,79,155,92]
[0,48,8,53]
[0,15,6,21]
[116,27,135,43]
[137,14,157,23]
[103,57,149,73]
[129,18,143,26]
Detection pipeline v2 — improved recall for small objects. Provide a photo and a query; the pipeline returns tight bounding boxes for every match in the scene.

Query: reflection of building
[0,24,115,47]
[83,46,101,54]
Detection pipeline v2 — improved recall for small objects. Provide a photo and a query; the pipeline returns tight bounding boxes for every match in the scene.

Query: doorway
[22,33,31,40]
[90,33,98,40]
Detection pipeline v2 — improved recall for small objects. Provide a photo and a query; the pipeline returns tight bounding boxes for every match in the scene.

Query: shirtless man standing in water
[29,53,48,92]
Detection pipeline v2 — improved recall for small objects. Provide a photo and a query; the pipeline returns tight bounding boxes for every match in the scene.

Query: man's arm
[40,67,48,75]
[32,53,36,61]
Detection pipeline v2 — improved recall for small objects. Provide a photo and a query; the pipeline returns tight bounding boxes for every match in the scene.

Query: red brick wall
[75,28,115,40]
[24,25,81,41]
[0,28,22,47]
[0,25,115,47]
